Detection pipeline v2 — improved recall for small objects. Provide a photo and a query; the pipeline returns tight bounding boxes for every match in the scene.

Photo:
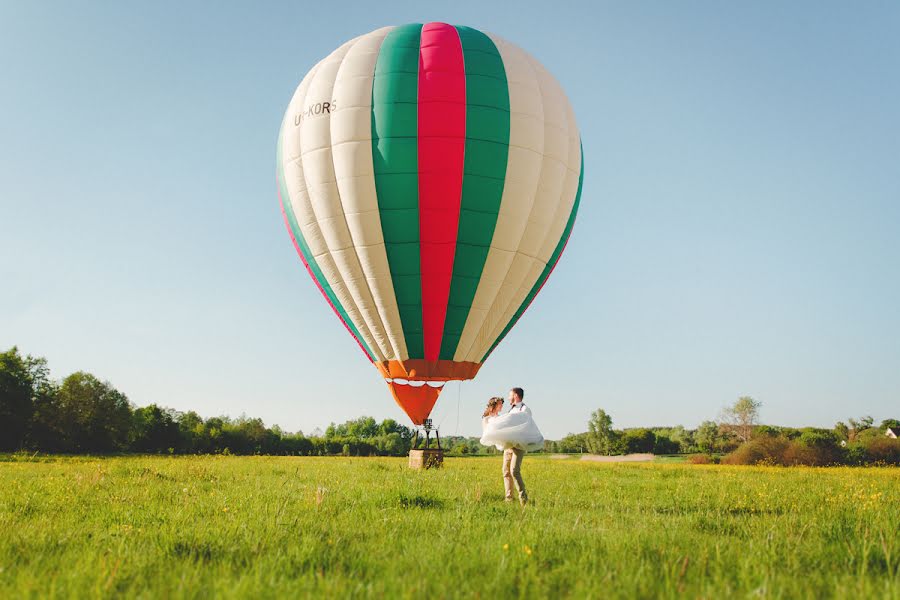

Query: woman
[481,397,504,429]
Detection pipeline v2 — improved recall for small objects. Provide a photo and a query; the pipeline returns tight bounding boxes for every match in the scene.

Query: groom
[503,387,529,505]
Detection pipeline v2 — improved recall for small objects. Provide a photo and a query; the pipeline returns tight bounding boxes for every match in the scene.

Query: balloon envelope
[277,23,583,424]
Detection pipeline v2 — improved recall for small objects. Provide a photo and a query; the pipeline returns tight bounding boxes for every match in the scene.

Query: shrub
[723,433,848,466]
[862,437,900,465]
[783,443,838,466]
[722,437,790,465]
[782,430,845,465]
[687,454,715,464]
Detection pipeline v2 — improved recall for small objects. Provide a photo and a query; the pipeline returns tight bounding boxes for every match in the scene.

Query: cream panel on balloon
[465,37,578,362]
[330,26,408,362]
[537,104,581,261]
[453,33,545,363]
[472,147,575,359]
[287,40,388,362]
[529,57,581,262]
[300,37,396,361]
[460,39,557,361]
[466,253,538,362]
[283,64,322,244]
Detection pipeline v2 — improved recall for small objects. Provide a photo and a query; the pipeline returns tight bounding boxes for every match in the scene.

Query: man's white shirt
[509,402,531,415]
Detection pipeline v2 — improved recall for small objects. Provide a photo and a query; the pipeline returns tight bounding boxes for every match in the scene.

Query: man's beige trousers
[502,447,527,502]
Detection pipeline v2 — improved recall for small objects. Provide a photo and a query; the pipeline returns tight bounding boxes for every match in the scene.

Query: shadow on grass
[169,540,222,563]
[396,492,444,509]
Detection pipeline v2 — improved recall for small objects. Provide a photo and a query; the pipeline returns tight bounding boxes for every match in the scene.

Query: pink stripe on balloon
[417,22,466,362]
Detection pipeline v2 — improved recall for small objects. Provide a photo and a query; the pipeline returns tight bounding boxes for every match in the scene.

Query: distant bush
[858,437,900,465]
[687,454,716,465]
[722,436,791,465]
[723,432,897,467]
[782,443,840,467]
[760,430,843,466]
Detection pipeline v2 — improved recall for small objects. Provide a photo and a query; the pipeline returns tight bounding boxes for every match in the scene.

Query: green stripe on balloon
[276,124,377,362]
[438,26,511,360]
[480,142,585,363]
[371,23,425,359]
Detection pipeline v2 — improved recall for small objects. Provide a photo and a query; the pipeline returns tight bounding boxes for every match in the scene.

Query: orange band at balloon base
[375,359,482,382]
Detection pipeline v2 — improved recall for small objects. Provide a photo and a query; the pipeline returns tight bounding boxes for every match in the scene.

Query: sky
[1,1,898,439]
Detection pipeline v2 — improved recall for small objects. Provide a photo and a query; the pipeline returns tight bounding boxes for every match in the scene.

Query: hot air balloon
[276,22,583,428]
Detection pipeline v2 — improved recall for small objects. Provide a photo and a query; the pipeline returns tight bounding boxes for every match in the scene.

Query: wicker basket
[408,449,444,469]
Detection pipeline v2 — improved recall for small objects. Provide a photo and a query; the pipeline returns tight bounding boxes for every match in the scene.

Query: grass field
[1,455,898,599]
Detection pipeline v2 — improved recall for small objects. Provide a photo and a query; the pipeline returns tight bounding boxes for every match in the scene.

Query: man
[502,387,529,505]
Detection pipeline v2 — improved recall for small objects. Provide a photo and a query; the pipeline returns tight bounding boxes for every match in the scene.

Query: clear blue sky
[2,1,898,439]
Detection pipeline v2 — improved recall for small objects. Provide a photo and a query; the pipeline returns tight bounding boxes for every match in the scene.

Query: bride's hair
[482,397,504,417]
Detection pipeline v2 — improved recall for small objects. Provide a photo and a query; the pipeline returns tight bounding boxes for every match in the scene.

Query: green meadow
[1,455,897,599]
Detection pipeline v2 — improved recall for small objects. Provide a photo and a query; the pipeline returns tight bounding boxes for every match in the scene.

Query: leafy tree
[798,429,840,448]
[754,425,781,438]
[449,441,470,455]
[175,411,204,452]
[837,416,875,443]
[55,372,133,452]
[652,433,680,455]
[378,418,414,441]
[378,419,400,437]
[232,416,272,453]
[373,432,407,455]
[850,415,874,430]
[622,428,655,454]
[660,426,695,454]
[834,421,849,442]
[719,396,761,443]
[327,416,380,439]
[586,409,617,455]
[0,347,36,450]
[0,347,56,451]
[346,416,378,439]
[558,432,590,453]
[130,404,180,452]
[695,420,721,454]
[28,383,63,451]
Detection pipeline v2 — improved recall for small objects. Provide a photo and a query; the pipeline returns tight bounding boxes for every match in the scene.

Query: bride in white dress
[480,396,544,452]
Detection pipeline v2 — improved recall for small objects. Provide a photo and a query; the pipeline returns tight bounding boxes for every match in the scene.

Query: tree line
[0,347,422,455]
[563,397,899,465]
[2,346,896,464]
[0,346,500,456]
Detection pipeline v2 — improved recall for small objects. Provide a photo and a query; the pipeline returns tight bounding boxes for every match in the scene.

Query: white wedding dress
[480,406,544,452]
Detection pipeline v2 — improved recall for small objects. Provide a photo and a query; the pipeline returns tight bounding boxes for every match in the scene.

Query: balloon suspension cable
[455,381,462,436]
